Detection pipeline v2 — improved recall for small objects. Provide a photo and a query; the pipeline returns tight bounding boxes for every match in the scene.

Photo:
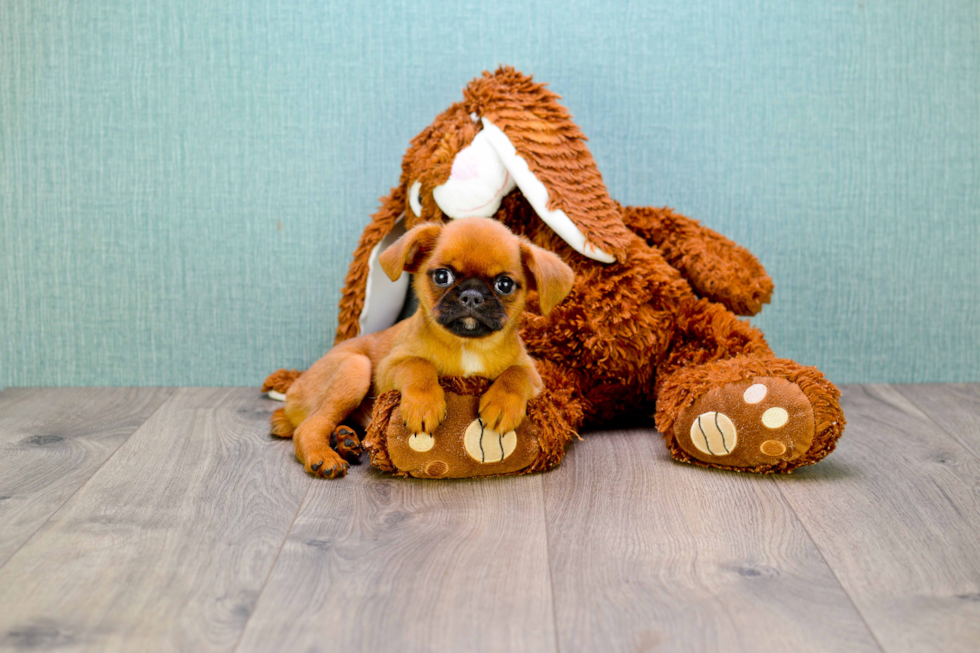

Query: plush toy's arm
[621,205,774,316]
[335,185,406,343]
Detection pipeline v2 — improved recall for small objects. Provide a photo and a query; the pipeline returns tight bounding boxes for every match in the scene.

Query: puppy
[273,217,575,478]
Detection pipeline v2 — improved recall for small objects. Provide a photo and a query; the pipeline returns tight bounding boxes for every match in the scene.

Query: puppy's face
[423,223,524,339]
[379,218,575,340]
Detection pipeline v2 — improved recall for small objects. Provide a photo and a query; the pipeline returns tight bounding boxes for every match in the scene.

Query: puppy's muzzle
[436,278,507,338]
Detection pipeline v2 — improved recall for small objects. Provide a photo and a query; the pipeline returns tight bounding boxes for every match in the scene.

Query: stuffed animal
[265,66,844,478]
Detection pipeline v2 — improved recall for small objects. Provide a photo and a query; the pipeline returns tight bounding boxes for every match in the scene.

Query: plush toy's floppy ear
[336,186,410,343]
[461,68,635,264]
[379,222,443,280]
[520,240,575,315]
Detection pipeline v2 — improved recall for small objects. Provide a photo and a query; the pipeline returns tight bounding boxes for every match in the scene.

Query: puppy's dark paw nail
[341,448,362,464]
[311,461,323,472]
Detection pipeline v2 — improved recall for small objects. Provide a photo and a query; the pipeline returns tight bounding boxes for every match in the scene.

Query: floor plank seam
[771,475,887,653]
[540,476,563,653]
[0,389,177,571]
[230,475,315,653]
[893,386,980,465]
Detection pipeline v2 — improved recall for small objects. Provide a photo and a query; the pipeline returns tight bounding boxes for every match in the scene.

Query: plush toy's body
[268,67,844,477]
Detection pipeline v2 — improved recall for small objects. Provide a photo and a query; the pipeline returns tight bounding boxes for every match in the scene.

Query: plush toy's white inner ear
[432,129,516,219]
[479,118,615,264]
[359,214,410,335]
[408,180,422,217]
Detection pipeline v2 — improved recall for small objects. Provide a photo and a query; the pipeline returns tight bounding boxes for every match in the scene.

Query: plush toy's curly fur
[273,66,844,475]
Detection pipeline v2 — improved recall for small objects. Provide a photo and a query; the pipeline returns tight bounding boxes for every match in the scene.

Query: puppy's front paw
[479,387,527,435]
[294,424,349,479]
[400,385,447,434]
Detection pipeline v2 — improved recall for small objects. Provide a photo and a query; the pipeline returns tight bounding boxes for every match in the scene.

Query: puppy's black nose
[459,289,485,307]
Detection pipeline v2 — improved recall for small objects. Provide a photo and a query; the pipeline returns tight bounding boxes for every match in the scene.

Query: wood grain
[0,387,174,567]
[542,426,880,653]
[893,384,980,454]
[0,388,311,652]
[2,385,978,651]
[777,384,980,653]
[235,469,557,653]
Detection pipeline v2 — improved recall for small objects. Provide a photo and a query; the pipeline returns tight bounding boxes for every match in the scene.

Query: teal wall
[1,0,978,387]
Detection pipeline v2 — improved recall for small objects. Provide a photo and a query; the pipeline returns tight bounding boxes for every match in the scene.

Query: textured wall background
[1,0,978,387]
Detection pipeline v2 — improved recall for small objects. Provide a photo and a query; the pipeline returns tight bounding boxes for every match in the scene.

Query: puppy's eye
[431,268,454,287]
[494,276,515,295]
[409,180,423,217]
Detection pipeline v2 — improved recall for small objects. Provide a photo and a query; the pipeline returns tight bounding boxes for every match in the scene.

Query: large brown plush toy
[266,66,844,478]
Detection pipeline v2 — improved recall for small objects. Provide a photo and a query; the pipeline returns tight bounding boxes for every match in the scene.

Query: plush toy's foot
[657,355,844,473]
[363,376,579,479]
[673,376,816,471]
[373,392,541,478]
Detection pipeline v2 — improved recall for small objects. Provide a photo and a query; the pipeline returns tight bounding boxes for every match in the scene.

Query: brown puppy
[274,217,574,478]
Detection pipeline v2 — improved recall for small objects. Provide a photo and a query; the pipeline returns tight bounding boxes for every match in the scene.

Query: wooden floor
[0,385,978,652]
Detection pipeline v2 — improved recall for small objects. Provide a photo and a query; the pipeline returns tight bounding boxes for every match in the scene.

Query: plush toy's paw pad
[333,426,363,463]
[689,411,738,456]
[463,418,518,464]
[675,377,814,470]
[407,432,435,452]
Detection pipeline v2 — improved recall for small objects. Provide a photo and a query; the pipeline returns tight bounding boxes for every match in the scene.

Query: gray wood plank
[893,384,980,455]
[0,388,311,652]
[543,427,881,653]
[0,387,174,567]
[236,470,557,653]
[776,384,980,653]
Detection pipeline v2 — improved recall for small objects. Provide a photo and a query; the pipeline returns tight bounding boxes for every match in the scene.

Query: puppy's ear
[520,240,575,315]
[379,222,443,281]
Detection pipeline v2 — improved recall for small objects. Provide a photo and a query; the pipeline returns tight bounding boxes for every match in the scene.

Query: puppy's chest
[458,348,486,377]
[436,345,497,378]
[425,336,514,379]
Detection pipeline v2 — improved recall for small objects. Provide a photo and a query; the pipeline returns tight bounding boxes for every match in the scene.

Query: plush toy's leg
[524,359,586,472]
[654,299,844,473]
[364,359,585,478]
[621,206,773,316]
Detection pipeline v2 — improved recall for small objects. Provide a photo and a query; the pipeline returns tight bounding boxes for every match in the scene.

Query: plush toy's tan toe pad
[387,392,540,478]
[675,377,815,469]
